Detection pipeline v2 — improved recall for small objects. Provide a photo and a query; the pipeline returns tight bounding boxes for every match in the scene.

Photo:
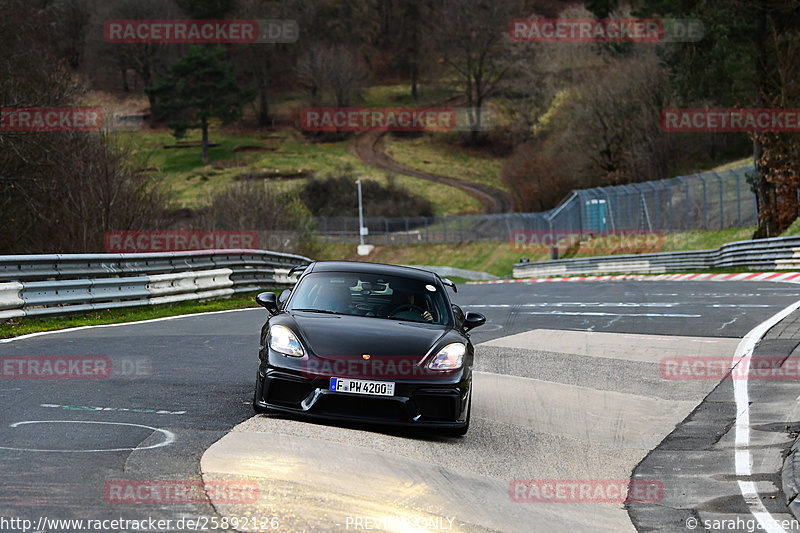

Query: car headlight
[427,343,466,370]
[269,325,305,357]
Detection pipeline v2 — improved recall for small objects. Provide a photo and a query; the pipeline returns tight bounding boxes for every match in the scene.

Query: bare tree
[437,0,521,144]
[101,0,182,107]
[52,0,92,69]
[298,44,369,107]
[497,4,609,147]
[0,0,171,253]
[555,49,672,185]
[232,0,302,125]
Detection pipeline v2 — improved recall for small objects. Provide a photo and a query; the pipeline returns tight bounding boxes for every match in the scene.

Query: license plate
[330,377,395,397]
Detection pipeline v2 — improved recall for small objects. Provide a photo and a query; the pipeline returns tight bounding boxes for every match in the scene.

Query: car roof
[306,261,439,283]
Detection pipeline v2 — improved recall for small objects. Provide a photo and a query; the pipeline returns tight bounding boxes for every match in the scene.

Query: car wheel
[445,395,471,436]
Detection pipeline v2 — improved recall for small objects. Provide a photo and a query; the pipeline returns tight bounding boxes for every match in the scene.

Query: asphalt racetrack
[2,280,799,532]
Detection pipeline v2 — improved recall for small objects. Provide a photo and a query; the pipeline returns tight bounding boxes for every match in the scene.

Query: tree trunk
[411,63,418,101]
[257,62,271,126]
[752,0,776,238]
[202,116,209,164]
[753,139,770,237]
[411,23,419,101]
[120,66,129,92]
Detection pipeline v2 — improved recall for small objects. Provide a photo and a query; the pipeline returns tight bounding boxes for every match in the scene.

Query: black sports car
[253,261,485,435]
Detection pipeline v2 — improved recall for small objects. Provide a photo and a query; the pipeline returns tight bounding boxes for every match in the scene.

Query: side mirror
[451,304,465,329]
[256,292,278,314]
[441,278,458,293]
[278,288,292,306]
[463,311,486,332]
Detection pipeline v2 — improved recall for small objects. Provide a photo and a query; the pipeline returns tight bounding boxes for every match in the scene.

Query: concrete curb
[467,271,800,285]
[403,265,499,281]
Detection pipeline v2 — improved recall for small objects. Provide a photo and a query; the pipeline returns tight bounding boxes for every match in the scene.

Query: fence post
[627,186,634,229]
[648,182,660,230]
[677,176,690,230]
[665,181,673,232]
[404,217,410,244]
[752,168,758,222]
[443,216,447,242]
[459,216,464,242]
[425,218,429,243]
[713,171,724,229]
[734,169,742,225]
[632,183,652,231]
[385,218,389,244]
[696,174,708,229]
[599,187,615,231]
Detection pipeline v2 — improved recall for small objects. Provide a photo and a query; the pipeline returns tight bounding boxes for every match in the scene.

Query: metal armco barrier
[0,249,311,320]
[513,236,800,278]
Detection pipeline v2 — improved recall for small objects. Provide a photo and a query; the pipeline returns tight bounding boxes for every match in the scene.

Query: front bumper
[254,363,471,429]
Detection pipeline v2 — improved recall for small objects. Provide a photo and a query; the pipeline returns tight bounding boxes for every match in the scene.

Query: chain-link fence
[314,165,757,244]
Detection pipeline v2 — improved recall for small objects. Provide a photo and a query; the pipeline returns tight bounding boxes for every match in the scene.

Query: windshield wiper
[290,308,341,315]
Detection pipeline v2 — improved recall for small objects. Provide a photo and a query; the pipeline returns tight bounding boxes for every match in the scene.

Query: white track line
[732,299,800,532]
[0,307,259,344]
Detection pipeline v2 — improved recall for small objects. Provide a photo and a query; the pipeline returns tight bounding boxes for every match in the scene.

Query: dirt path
[349,129,513,214]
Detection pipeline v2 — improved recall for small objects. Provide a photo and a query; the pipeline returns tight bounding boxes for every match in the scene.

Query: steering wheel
[390,304,426,318]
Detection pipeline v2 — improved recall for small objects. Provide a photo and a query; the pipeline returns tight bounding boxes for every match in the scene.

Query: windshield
[287,271,450,326]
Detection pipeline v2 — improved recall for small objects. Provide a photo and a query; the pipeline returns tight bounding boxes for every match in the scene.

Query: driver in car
[386,290,433,322]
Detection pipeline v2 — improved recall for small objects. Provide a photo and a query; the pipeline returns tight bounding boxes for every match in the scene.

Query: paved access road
[1,280,799,532]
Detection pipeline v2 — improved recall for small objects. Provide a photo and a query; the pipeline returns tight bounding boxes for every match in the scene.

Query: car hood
[290,312,447,360]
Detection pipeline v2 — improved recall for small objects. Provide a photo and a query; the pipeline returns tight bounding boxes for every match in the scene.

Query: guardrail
[0,249,311,320]
[513,236,800,278]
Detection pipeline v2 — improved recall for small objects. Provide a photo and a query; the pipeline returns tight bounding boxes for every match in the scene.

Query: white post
[357,179,365,247]
[356,179,374,255]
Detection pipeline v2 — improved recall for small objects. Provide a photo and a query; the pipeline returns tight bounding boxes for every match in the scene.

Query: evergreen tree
[147,46,253,163]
